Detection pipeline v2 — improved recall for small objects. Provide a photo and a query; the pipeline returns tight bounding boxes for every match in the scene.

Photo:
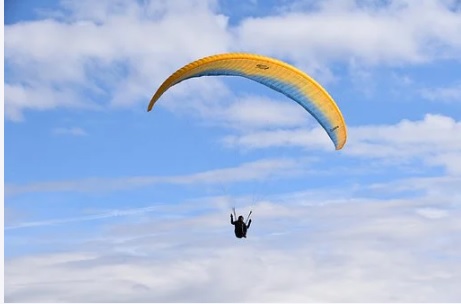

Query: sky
[3,0,461,302]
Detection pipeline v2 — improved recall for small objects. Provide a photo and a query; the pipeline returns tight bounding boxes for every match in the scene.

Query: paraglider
[147,53,348,239]
[230,208,252,239]
[147,52,347,150]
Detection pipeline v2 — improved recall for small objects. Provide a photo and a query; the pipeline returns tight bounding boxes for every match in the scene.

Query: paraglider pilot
[230,214,252,238]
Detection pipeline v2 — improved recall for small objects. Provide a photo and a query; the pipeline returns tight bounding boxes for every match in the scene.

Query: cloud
[52,127,88,136]
[235,0,461,68]
[223,113,461,175]
[4,205,163,231]
[217,96,311,130]
[367,175,461,202]
[5,1,461,302]
[4,157,311,196]
[8,113,460,198]
[162,92,314,131]
[5,0,461,121]
[421,82,461,102]
[416,207,449,219]
[4,83,98,122]
[5,183,461,302]
[222,127,332,150]
[5,137,461,301]
[4,0,231,120]
[346,114,461,174]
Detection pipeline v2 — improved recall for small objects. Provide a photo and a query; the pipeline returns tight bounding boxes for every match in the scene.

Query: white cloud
[346,114,461,174]
[416,207,449,219]
[52,127,88,136]
[5,185,461,302]
[5,0,461,121]
[222,127,332,150]
[367,175,461,203]
[425,152,461,176]
[4,157,311,196]
[5,2,461,301]
[9,113,458,198]
[235,0,461,68]
[223,113,461,174]
[5,147,461,301]
[162,92,314,130]
[4,205,163,231]
[5,0,231,120]
[421,82,461,102]
[4,83,98,122]
[222,96,311,129]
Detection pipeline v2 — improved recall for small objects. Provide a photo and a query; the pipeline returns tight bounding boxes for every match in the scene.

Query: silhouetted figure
[230,214,252,238]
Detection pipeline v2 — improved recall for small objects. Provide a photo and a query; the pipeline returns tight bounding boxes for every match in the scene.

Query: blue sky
[4,0,461,302]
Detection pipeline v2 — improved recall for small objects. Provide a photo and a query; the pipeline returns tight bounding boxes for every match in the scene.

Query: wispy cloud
[5,157,311,196]
[4,205,162,230]
[217,96,311,130]
[162,93,314,131]
[222,127,332,150]
[5,184,461,302]
[7,113,461,198]
[52,127,88,136]
[421,82,461,102]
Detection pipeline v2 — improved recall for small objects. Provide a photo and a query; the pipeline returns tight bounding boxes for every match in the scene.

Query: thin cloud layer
[52,127,88,136]
[421,82,461,103]
[5,157,309,196]
[6,113,461,199]
[5,186,461,302]
[163,93,313,130]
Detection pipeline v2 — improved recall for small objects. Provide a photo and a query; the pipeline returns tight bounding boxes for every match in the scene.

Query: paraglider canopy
[147,52,347,150]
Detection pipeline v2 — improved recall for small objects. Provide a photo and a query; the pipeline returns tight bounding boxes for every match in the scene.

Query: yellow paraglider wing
[147,53,347,150]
